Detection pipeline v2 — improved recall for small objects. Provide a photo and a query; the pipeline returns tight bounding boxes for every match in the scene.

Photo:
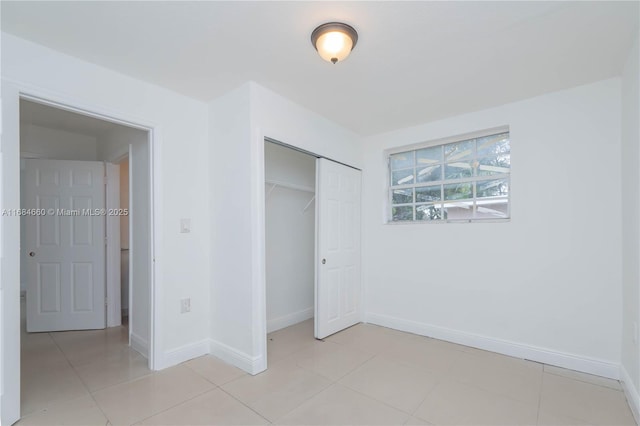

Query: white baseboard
[161,339,210,369]
[621,365,640,424]
[365,312,620,380]
[130,332,149,359]
[267,307,314,333]
[210,339,265,375]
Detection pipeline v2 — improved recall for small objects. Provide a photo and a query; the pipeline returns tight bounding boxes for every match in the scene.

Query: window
[388,130,510,222]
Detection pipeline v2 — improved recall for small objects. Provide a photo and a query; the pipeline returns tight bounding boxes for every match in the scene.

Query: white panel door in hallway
[315,158,362,339]
[24,159,106,332]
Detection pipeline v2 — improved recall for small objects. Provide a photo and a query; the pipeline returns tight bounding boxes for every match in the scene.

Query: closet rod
[265,178,315,194]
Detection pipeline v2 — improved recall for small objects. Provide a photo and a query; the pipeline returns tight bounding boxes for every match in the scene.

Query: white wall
[252,83,362,169]
[620,32,640,417]
[209,82,362,374]
[1,34,212,423]
[209,84,254,368]
[21,124,98,160]
[362,78,623,378]
[265,142,315,333]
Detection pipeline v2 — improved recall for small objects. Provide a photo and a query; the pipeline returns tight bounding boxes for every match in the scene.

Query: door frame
[1,82,161,425]
[257,136,362,372]
[106,161,122,328]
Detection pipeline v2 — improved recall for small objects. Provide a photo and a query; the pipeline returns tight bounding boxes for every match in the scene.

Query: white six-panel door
[315,158,362,339]
[24,159,106,332]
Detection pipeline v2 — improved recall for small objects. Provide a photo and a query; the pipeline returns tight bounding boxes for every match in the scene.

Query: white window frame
[385,126,511,224]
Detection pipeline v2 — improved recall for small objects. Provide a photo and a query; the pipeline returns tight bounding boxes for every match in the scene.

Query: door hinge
[105,236,108,246]
[105,297,108,307]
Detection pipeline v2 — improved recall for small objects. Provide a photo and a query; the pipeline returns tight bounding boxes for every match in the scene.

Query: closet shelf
[265,179,315,194]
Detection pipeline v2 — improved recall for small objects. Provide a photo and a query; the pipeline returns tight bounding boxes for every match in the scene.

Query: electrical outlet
[180,298,191,313]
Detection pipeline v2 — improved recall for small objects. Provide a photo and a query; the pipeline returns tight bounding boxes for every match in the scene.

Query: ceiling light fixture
[311,22,358,64]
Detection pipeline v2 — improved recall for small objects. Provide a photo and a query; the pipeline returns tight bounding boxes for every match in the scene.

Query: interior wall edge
[130,332,149,359]
[160,338,211,370]
[365,312,620,380]
[209,338,264,375]
[621,364,640,425]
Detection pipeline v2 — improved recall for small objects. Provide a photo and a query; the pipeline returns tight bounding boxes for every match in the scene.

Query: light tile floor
[18,318,636,425]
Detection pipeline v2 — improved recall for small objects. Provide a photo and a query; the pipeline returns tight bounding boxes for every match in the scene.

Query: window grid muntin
[389,132,510,222]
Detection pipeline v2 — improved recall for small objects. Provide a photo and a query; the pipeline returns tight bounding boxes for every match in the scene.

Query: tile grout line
[294,346,376,383]
[48,331,115,424]
[408,375,444,421]
[133,386,219,426]
[327,381,413,420]
[535,365,545,425]
[246,336,374,422]
[266,379,336,424]
[215,386,275,424]
[332,352,425,416]
[263,328,385,422]
[223,358,337,424]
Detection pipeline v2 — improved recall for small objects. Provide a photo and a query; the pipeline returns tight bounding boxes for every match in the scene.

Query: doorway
[17,98,154,418]
[264,141,316,360]
[263,139,362,367]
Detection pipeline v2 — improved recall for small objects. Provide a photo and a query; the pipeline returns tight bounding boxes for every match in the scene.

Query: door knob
[322,258,326,264]
[29,251,35,257]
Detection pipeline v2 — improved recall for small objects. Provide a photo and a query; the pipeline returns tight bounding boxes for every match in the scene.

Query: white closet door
[315,158,361,339]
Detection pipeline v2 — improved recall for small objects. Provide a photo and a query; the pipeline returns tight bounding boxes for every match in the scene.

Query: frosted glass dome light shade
[311,22,358,64]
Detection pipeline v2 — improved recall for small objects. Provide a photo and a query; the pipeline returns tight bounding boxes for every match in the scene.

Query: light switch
[180,218,191,233]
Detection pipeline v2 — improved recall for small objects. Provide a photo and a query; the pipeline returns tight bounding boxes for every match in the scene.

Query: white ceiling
[3,1,638,136]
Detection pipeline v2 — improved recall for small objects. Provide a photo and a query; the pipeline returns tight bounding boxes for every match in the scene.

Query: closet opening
[264,140,318,361]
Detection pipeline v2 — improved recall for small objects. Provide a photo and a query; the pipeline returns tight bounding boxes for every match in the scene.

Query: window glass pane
[478,154,510,176]
[477,178,509,198]
[390,152,414,170]
[445,162,473,179]
[476,133,510,157]
[388,131,510,223]
[445,140,474,162]
[416,204,442,221]
[416,165,442,183]
[443,200,474,220]
[475,198,508,219]
[416,146,442,165]
[392,188,413,204]
[416,185,441,202]
[391,169,414,186]
[444,182,473,200]
[392,206,413,221]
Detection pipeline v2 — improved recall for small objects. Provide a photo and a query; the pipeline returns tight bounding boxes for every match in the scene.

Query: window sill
[384,218,511,225]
